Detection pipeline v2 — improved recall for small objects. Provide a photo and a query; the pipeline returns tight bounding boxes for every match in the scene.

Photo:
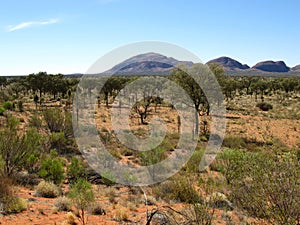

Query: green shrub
[0,116,41,176]
[2,101,13,110]
[68,179,95,225]
[222,135,247,149]
[67,157,87,183]
[50,132,68,154]
[0,107,5,115]
[256,102,273,111]
[183,148,204,173]
[38,150,65,184]
[29,113,43,129]
[35,181,61,198]
[153,175,202,204]
[5,198,27,214]
[230,153,300,225]
[43,108,64,132]
[211,149,247,184]
[17,100,24,112]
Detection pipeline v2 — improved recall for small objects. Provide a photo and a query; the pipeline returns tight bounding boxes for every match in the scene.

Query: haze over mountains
[104,53,300,75]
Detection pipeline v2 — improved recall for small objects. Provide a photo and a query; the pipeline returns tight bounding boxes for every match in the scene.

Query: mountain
[252,60,290,72]
[105,52,193,75]
[103,53,298,76]
[206,56,250,70]
[291,65,300,72]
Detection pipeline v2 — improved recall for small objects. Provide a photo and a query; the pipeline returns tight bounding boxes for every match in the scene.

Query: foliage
[49,132,68,154]
[221,151,300,225]
[153,175,202,204]
[0,107,5,115]
[68,179,95,225]
[28,113,43,129]
[54,196,72,211]
[35,180,61,198]
[256,102,273,111]
[43,108,64,132]
[2,101,14,110]
[17,100,24,112]
[38,150,65,184]
[222,135,247,149]
[67,157,87,183]
[0,116,41,176]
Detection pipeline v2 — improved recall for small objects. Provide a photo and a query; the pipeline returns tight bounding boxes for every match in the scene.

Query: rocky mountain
[103,53,298,75]
[252,60,290,72]
[206,56,250,70]
[291,65,300,72]
[105,52,193,75]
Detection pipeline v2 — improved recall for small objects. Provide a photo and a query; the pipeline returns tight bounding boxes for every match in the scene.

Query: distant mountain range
[208,56,298,73]
[103,53,300,75]
[105,52,193,75]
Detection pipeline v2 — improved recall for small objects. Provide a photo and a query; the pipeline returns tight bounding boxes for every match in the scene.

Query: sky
[0,0,300,75]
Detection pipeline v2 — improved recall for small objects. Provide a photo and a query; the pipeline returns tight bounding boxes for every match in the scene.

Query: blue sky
[1,0,300,75]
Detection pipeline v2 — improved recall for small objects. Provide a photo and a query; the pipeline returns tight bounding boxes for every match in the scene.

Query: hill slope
[206,56,250,70]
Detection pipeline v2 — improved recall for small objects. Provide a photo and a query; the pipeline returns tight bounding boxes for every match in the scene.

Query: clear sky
[1,0,300,75]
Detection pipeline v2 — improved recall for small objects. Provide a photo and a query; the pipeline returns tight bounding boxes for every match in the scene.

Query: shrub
[2,101,13,110]
[35,181,61,198]
[0,107,5,115]
[17,100,24,112]
[5,198,27,214]
[0,116,41,176]
[67,157,87,183]
[222,135,247,149]
[183,148,204,173]
[50,132,68,154]
[256,102,273,111]
[211,149,247,185]
[153,175,202,204]
[65,212,77,225]
[43,108,64,132]
[29,113,43,129]
[230,153,300,225]
[54,196,72,211]
[114,204,129,222]
[89,202,106,215]
[38,150,65,184]
[68,179,95,225]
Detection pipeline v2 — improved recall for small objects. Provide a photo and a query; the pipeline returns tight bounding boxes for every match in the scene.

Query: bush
[0,116,41,176]
[89,202,105,215]
[50,132,68,154]
[43,108,64,132]
[67,157,87,183]
[54,196,72,211]
[38,150,65,184]
[0,107,5,116]
[222,135,247,149]
[29,113,43,129]
[230,153,300,225]
[211,149,247,184]
[5,198,27,214]
[17,100,24,112]
[2,101,13,110]
[35,181,61,198]
[256,102,273,111]
[68,179,95,225]
[153,175,202,204]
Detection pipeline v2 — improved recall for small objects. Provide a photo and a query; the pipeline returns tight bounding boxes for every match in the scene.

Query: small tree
[68,179,95,225]
[0,116,41,176]
[34,94,39,110]
[38,150,65,184]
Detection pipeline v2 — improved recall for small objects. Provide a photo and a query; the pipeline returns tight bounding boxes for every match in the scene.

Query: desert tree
[0,116,41,176]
